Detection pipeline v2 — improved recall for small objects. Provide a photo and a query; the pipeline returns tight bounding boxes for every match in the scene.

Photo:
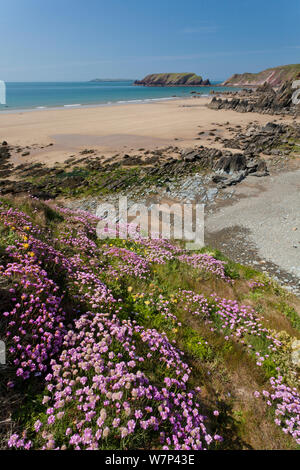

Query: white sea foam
[116,96,177,105]
[143,97,175,102]
[0,94,190,114]
[126,99,143,103]
[0,81,6,105]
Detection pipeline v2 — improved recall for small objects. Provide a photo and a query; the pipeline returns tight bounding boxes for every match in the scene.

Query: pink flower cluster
[248,280,265,290]
[0,204,115,383]
[138,237,183,264]
[181,291,282,364]
[10,312,220,450]
[1,245,66,381]
[103,245,150,279]
[2,200,298,448]
[255,377,300,445]
[178,254,229,281]
[1,202,222,450]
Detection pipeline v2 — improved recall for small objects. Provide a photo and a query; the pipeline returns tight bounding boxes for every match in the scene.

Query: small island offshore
[134,72,211,86]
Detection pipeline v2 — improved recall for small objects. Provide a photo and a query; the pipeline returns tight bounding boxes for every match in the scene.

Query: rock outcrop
[223,63,300,87]
[221,122,300,155]
[0,141,268,198]
[0,142,13,178]
[134,73,211,87]
[208,79,300,115]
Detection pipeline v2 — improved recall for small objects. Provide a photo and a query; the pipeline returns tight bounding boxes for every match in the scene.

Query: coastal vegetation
[223,63,300,87]
[0,196,299,450]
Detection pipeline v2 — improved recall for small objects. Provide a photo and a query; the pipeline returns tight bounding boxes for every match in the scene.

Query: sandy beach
[1,94,299,295]
[0,97,296,166]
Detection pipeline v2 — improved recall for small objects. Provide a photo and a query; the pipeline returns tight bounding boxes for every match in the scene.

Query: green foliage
[42,205,64,224]
[277,302,300,331]
[198,247,241,279]
[225,63,300,85]
[261,357,278,379]
[0,224,19,262]
[268,331,299,387]
[183,328,213,360]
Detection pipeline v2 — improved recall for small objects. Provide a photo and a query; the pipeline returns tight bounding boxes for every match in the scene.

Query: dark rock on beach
[220,121,300,157]
[214,153,247,173]
[208,78,300,116]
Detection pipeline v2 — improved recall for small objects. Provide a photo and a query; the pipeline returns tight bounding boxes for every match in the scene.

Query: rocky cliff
[134,73,211,86]
[209,79,300,116]
[223,64,300,87]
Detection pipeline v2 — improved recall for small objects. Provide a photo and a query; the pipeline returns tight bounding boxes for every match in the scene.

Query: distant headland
[223,63,300,87]
[134,73,211,87]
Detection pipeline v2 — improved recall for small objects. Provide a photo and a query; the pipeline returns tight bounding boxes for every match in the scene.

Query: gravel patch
[206,170,300,295]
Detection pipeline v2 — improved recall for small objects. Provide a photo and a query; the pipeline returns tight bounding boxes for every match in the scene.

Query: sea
[0,80,237,112]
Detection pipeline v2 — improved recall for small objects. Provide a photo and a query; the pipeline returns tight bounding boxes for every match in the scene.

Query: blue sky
[0,0,299,81]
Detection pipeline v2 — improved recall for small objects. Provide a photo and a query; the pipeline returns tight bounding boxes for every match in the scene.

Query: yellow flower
[11,226,16,231]
[24,226,30,231]
[23,236,28,241]
[145,300,150,306]
[128,286,133,293]
[29,252,35,257]
[172,328,178,334]
[23,243,29,249]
